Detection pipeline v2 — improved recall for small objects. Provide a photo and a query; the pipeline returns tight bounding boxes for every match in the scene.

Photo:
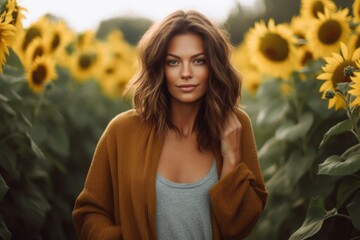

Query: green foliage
[318,153,360,176]
[0,51,131,239]
[320,119,353,148]
[244,59,360,239]
[289,197,337,240]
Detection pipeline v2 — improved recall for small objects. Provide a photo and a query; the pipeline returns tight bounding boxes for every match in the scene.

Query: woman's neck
[170,100,201,137]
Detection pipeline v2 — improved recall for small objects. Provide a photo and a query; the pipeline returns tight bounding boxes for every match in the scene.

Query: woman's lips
[177,84,199,92]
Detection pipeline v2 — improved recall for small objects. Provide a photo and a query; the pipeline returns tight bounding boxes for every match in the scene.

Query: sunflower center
[32,64,47,86]
[260,33,289,61]
[106,67,114,75]
[51,33,60,52]
[114,52,123,59]
[318,20,342,45]
[312,1,324,18]
[32,46,44,61]
[78,53,96,70]
[22,27,42,51]
[332,61,355,87]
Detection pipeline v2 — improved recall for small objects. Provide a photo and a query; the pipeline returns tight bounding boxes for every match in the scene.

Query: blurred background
[1,0,360,239]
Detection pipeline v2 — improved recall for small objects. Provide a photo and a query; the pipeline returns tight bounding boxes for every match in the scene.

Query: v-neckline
[144,125,223,239]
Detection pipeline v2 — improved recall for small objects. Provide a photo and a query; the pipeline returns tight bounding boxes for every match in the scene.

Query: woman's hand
[220,111,242,179]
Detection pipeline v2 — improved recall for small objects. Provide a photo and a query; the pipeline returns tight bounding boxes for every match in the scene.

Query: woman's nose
[181,62,192,80]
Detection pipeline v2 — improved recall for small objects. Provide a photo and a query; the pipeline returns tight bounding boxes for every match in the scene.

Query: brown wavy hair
[127,10,242,151]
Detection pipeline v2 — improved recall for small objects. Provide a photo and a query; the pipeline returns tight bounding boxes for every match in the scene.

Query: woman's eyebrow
[166,53,206,58]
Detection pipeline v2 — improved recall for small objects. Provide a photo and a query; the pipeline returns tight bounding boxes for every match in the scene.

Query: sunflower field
[0,1,133,239]
[236,0,360,239]
[0,0,360,239]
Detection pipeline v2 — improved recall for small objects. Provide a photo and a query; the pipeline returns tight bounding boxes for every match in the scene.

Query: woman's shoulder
[106,109,147,133]
[233,107,251,123]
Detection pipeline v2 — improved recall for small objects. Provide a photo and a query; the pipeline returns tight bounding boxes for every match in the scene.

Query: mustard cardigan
[72,108,268,240]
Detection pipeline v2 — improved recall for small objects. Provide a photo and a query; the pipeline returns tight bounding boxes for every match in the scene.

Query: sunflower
[26,56,57,93]
[353,0,360,21]
[98,58,134,98]
[0,13,17,72]
[348,26,360,55]
[95,30,137,97]
[5,0,26,35]
[298,47,315,68]
[317,43,360,110]
[290,16,314,68]
[106,30,135,62]
[24,37,49,67]
[15,16,50,58]
[70,42,105,81]
[45,18,75,56]
[77,30,96,50]
[307,9,350,58]
[247,19,298,79]
[300,0,337,19]
[349,71,360,106]
[290,15,310,41]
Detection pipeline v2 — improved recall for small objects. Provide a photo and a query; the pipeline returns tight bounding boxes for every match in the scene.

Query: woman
[73,10,267,240]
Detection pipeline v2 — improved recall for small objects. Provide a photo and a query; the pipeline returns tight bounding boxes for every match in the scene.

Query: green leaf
[19,113,32,128]
[337,175,360,209]
[285,149,316,188]
[46,125,69,158]
[29,123,48,145]
[258,138,286,169]
[12,187,51,233]
[318,153,360,176]
[346,191,360,230]
[257,101,289,126]
[275,112,314,142]
[0,102,16,116]
[0,175,9,201]
[266,167,288,194]
[264,126,315,192]
[0,215,11,240]
[0,94,9,102]
[320,119,353,148]
[255,80,289,125]
[3,48,24,77]
[23,133,46,160]
[289,197,336,240]
[0,146,19,181]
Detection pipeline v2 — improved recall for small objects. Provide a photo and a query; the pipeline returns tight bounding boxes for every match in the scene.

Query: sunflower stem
[34,90,46,120]
[337,91,360,142]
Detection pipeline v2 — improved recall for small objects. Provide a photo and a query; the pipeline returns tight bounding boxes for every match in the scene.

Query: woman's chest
[157,134,214,184]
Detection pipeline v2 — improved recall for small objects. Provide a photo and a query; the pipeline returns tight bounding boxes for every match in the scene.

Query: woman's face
[164,33,209,105]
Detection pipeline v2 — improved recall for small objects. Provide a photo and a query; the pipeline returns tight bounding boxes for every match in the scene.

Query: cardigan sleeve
[209,109,268,240]
[72,125,122,240]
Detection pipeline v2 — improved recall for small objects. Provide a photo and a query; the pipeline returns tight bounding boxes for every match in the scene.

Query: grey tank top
[155,160,218,240]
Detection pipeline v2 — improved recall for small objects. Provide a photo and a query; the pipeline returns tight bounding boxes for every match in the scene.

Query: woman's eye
[167,60,178,66]
[194,58,206,65]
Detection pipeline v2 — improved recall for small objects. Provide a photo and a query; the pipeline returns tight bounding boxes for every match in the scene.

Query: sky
[21,0,258,32]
